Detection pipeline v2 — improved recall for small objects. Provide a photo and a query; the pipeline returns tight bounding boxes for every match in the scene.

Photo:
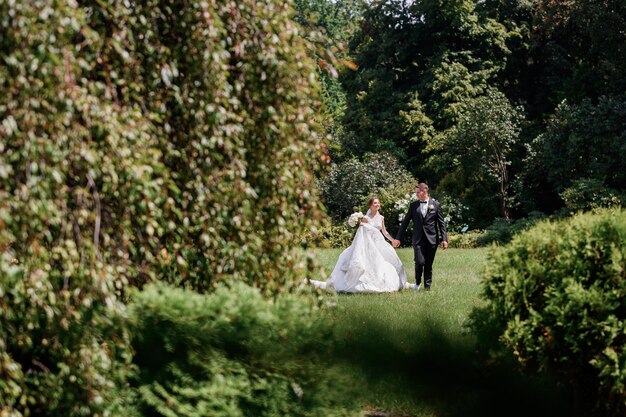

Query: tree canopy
[318,0,625,225]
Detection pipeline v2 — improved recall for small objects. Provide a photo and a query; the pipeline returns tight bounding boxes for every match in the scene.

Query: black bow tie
[419,200,428,204]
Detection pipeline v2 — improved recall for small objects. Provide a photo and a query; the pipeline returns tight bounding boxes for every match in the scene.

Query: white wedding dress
[311,212,410,293]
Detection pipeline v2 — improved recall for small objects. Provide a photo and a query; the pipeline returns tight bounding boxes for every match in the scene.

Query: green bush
[437,193,474,233]
[559,178,623,213]
[447,231,482,248]
[1,0,333,415]
[129,282,355,417]
[0,0,326,295]
[477,211,547,245]
[532,97,626,198]
[0,246,135,417]
[471,209,626,415]
[296,221,355,248]
[318,152,416,221]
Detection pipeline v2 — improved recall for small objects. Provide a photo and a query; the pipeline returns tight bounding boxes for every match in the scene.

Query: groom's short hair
[417,183,429,191]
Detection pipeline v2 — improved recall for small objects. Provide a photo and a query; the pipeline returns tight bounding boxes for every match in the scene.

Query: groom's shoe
[412,284,421,292]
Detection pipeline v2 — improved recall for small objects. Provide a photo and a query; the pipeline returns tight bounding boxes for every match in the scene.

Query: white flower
[394,194,417,224]
[348,211,365,227]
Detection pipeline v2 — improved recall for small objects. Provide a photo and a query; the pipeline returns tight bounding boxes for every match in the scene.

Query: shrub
[296,221,355,248]
[447,230,482,248]
[477,211,547,245]
[559,178,623,213]
[532,97,626,198]
[129,282,355,417]
[437,193,475,233]
[318,152,416,221]
[0,245,136,417]
[471,209,626,415]
[0,0,326,296]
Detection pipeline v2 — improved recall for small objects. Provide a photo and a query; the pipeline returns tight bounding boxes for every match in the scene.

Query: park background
[0,0,624,416]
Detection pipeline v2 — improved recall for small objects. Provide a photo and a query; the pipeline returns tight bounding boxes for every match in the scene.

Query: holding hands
[391,239,447,249]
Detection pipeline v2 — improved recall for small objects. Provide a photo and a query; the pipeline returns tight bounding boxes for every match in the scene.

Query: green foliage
[339,0,513,169]
[471,209,626,415]
[296,222,355,248]
[430,88,525,220]
[477,211,546,245]
[293,0,626,226]
[533,0,626,103]
[0,0,326,295]
[528,97,626,205]
[447,230,482,248]
[559,178,623,213]
[318,152,415,220]
[0,245,135,417]
[437,192,474,233]
[129,282,355,417]
[292,0,366,161]
[294,0,364,45]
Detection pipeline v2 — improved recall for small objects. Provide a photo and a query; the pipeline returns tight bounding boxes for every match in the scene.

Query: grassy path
[310,248,572,417]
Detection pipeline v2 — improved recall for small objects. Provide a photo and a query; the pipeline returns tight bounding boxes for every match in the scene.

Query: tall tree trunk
[500,163,510,220]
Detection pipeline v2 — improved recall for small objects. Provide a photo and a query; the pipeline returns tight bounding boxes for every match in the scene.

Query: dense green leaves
[129,282,354,417]
[0,243,135,417]
[1,0,332,414]
[318,152,415,221]
[1,0,327,294]
[315,0,625,225]
[532,0,626,104]
[472,209,626,415]
[339,0,512,167]
[431,88,524,220]
[527,97,626,203]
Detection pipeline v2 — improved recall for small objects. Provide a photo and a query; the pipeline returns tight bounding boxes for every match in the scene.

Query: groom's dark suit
[395,198,447,289]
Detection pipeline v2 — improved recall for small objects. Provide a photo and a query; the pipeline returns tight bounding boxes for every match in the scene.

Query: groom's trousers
[413,237,437,289]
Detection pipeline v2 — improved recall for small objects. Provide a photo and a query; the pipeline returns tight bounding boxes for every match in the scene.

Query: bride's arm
[381,218,394,242]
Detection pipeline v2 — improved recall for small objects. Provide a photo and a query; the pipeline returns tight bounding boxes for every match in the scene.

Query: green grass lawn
[313,247,488,340]
[309,247,573,417]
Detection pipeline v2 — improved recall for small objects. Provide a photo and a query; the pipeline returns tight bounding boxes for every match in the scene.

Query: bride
[311,197,416,293]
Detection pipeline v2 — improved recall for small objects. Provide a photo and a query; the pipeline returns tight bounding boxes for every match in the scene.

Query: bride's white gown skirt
[312,223,408,293]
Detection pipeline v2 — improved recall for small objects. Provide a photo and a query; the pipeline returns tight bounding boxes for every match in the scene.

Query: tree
[530,0,626,109]
[526,97,626,206]
[339,0,514,176]
[293,0,366,161]
[319,152,415,220]
[432,89,524,220]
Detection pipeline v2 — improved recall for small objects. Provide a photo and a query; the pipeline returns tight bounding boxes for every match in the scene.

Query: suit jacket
[396,198,448,245]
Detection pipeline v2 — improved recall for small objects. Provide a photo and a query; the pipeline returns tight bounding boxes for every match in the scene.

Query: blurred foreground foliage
[0,0,326,295]
[129,282,355,417]
[0,0,334,415]
[471,209,626,416]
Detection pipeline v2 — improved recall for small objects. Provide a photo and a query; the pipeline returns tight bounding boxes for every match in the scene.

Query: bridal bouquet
[347,211,365,227]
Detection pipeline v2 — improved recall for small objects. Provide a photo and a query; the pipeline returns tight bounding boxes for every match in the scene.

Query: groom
[392,183,448,291]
